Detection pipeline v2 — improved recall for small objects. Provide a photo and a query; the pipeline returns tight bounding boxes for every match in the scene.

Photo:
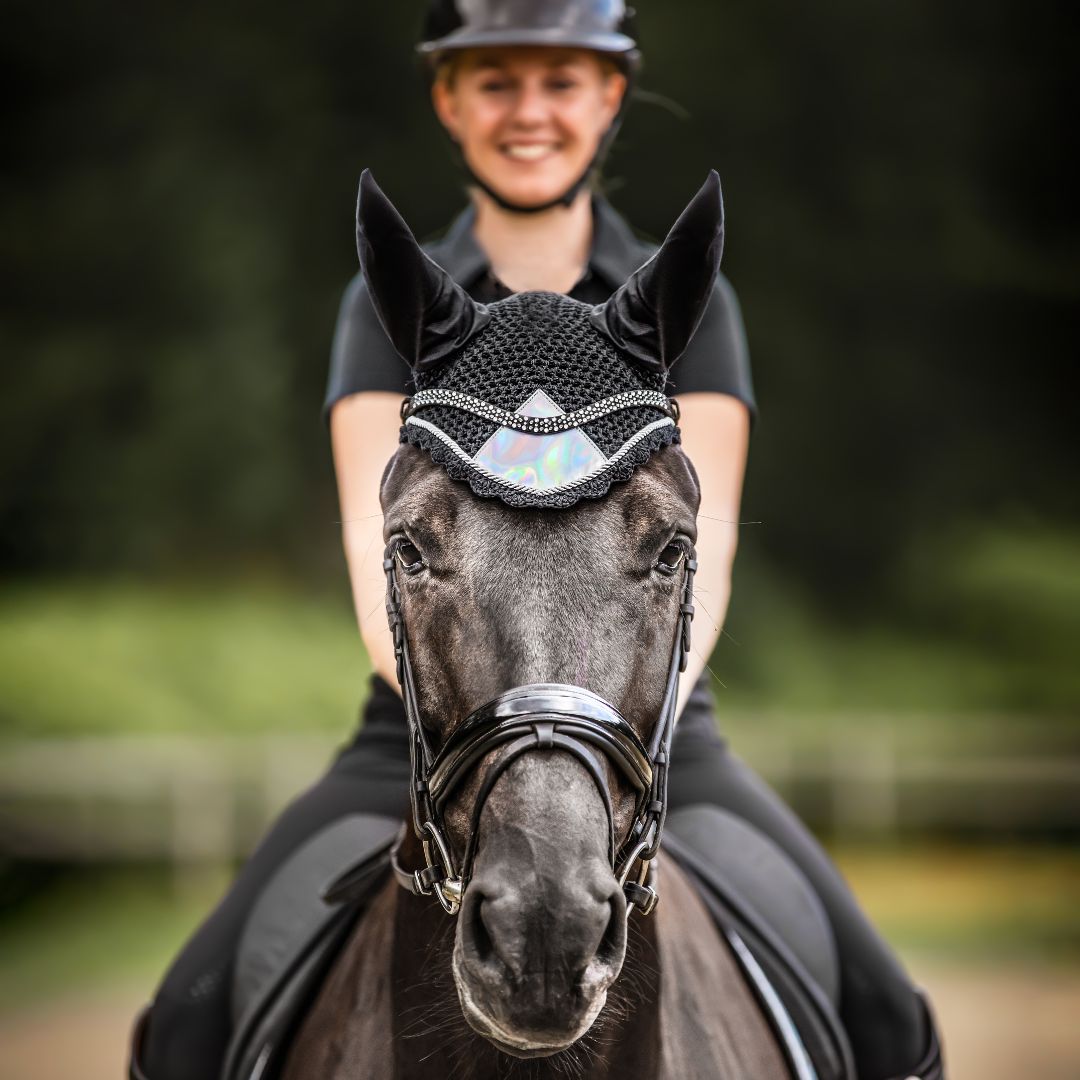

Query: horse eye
[655,543,686,576]
[396,541,425,574]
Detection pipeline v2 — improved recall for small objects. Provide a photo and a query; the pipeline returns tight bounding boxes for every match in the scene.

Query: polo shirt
[325,196,755,419]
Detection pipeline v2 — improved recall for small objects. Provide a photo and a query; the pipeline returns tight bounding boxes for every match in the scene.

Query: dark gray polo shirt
[325,197,755,418]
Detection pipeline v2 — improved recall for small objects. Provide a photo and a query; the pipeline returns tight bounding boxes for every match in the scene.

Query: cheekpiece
[400,291,680,509]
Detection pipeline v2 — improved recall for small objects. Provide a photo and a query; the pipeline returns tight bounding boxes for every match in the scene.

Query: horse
[277,172,805,1079]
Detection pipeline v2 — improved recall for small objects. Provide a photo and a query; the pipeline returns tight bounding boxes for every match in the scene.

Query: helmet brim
[418,27,639,60]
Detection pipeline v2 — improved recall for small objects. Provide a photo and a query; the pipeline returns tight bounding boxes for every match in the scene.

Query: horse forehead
[384,444,697,556]
[381,445,459,522]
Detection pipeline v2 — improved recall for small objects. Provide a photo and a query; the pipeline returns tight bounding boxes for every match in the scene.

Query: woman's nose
[508,82,549,127]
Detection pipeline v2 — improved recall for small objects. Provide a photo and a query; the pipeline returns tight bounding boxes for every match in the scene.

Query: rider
[134,3,943,1078]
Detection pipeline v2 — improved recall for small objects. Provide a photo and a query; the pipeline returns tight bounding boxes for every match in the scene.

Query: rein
[383,543,697,917]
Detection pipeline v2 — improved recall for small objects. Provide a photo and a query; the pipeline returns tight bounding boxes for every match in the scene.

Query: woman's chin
[470,164,586,209]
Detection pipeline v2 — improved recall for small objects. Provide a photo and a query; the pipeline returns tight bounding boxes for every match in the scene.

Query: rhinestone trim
[408,388,673,434]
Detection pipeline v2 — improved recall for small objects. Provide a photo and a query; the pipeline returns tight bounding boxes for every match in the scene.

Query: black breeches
[142,675,925,1080]
[141,679,411,1078]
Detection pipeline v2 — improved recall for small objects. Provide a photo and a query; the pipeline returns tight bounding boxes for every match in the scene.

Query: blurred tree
[1,0,1076,620]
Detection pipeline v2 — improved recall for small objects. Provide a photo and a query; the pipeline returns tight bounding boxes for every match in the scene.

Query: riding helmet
[419,0,640,70]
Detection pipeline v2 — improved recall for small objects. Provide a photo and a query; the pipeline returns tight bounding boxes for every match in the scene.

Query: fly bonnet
[355,169,725,508]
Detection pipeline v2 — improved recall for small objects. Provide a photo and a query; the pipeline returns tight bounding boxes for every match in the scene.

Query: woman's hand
[671,393,750,716]
[331,392,407,694]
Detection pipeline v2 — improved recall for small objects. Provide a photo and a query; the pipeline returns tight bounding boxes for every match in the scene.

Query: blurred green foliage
[722,524,1080,719]
[2,524,1075,742]
[0,867,225,1009]
[0,580,367,739]
[1,0,1077,718]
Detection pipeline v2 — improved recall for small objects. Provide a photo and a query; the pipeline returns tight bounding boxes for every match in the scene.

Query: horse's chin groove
[453,950,609,1058]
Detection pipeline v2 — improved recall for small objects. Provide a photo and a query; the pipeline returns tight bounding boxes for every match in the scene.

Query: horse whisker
[697,514,762,526]
[335,513,386,524]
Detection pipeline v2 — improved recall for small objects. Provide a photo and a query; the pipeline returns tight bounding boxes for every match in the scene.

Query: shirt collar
[430,196,650,293]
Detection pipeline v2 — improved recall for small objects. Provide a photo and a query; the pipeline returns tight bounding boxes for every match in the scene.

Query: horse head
[356,170,723,1058]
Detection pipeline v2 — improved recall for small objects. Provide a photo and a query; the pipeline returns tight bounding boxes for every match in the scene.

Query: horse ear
[356,170,490,370]
[590,171,725,372]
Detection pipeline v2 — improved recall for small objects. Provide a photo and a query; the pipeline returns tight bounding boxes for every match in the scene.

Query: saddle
[223,804,856,1080]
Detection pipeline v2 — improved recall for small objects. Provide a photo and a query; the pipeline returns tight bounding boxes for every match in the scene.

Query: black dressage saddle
[222,804,856,1080]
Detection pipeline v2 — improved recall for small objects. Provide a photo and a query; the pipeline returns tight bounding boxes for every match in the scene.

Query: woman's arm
[330,391,407,693]
[672,392,751,716]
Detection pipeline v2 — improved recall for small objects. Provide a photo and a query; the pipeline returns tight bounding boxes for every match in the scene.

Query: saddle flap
[663,804,855,1080]
[225,813,399,1080]
[665,804,840,1004]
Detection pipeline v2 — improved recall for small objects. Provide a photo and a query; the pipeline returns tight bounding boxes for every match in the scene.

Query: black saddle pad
[665,804,839,1006]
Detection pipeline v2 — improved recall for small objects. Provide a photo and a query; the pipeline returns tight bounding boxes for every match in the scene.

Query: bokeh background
[2,1,1078,1076]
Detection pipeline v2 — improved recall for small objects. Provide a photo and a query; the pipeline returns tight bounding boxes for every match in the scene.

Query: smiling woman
[132,3,943,1079]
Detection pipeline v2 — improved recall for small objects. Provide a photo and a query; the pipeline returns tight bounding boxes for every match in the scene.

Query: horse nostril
[595,891,628,969]
[461,886,497,970]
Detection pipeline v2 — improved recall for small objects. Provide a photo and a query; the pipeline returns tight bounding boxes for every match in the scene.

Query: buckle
[421,822,463,915]
[624,881,659,915]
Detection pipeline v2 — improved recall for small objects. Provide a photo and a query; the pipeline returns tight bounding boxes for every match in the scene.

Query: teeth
[504,144,554,161]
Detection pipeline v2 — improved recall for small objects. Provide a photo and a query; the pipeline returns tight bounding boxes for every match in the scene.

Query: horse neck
[391,888,662,1080]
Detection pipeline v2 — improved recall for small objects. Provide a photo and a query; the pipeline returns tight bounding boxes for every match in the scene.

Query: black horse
[234,174,854,1080]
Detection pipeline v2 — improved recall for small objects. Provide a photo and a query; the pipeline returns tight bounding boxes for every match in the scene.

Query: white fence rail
[1,734,1079,864]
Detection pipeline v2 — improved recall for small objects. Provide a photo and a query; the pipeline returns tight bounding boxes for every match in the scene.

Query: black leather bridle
[384,544,697,917]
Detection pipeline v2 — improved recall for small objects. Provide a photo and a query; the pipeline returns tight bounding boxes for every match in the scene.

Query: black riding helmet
[418,0,641,214]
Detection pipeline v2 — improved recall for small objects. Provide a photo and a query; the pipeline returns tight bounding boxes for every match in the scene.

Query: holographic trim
[404,416,675,495]
[472,390,606,489]
[407,388,673,435]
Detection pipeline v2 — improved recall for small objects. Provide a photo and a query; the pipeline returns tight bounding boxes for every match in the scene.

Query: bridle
[384,540,697,918]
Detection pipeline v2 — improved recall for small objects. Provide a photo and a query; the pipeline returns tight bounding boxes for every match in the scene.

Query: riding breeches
[140,674,930,1080]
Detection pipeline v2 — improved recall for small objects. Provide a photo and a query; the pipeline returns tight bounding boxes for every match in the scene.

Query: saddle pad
[225,814,399,1080]
[665,804,840,1006]
[664,808,855,1080]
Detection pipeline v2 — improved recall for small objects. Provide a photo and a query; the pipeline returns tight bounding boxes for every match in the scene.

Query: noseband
[383,547,696,917]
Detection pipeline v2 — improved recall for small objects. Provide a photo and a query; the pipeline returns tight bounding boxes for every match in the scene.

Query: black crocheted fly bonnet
[355,170,725,509]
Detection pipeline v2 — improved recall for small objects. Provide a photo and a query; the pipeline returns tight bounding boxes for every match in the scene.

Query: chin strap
[462,149,601,214]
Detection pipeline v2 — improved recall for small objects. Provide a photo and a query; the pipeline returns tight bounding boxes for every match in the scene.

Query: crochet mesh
[402,291,679,508]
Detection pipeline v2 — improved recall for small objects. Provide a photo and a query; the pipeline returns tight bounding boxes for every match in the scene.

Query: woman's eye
[396,541,425,574]
[655,543,686,576]
[480,80,510,93]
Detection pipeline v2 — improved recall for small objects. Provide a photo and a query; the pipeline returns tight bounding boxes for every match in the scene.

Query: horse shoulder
[656,859,791,1080]
[281,876,399,1080]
